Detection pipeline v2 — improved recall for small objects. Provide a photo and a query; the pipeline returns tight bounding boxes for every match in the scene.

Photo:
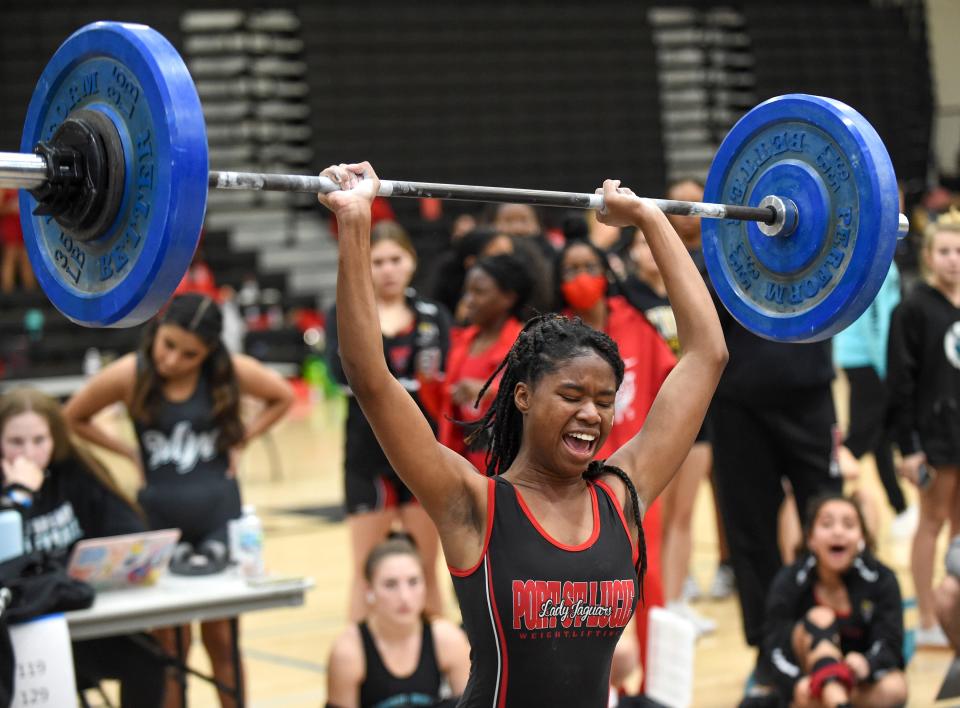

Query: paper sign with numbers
[9,614,77,708]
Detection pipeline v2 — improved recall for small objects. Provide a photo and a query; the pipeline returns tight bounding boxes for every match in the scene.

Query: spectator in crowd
[326,537,470,708]
[429,226,553,323]
[450,213,477,242]
[325,221,451,620]
[660,178,737,604]
[427,228,500,320]
[663,178,707,251]
[887,208,960,649]
[833,261,907,532]
[63,294,294,708]
[752,495,906,708]
[554,238,677,658]
[489,236,554,318]
[490,202,542,238]
[439,253,531,472]
[624,228,716,636]
[0,388,166,707]
[485,202,560,255]
[0,188,35,294]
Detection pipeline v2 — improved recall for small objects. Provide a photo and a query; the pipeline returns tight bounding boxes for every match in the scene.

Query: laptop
[67,529,181,590]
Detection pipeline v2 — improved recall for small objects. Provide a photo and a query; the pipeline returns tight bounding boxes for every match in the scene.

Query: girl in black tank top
[451,475,638,706]
[323,163,725,707]
[63,293,295,708]
[133,353,242,545]
[327,538,471,708]
[358,620,442,707]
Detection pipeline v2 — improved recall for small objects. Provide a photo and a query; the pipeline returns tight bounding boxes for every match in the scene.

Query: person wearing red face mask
[554,238,677,684]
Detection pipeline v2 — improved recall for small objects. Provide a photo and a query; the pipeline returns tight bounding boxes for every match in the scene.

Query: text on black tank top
[450,476,638,708]
[358,620,443,708]
[133,366,229,485]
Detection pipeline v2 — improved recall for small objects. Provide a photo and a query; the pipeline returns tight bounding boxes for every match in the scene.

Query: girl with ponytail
[64,293,294,708]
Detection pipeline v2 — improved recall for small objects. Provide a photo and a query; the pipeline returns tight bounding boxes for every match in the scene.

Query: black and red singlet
[450,475,639,707]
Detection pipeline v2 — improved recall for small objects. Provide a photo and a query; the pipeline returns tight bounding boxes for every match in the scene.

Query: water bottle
[0,509,24,563]
[229,505,264,578]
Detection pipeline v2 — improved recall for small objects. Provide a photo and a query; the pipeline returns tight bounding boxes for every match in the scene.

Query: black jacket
[1,459,144,560]
[699,249,835,403]
[759,552,904,700]
[887,282,960,463]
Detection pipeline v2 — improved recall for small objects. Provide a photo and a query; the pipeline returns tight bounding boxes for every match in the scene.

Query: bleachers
[0,0,936,387]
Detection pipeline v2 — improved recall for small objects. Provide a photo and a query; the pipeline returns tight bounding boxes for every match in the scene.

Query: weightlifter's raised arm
[318,163,487,569]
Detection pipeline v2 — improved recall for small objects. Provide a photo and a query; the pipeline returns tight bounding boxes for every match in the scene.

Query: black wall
[0,1,665,199]
[300,3,665,197]
[743,0,932,186]
[0,1,933,198]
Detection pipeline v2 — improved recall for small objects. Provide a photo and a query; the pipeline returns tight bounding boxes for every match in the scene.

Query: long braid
[465,347,521,476]
[583,461,647,594]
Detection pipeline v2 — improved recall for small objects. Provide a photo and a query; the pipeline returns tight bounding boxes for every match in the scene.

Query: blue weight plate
[20,22,207,327]
[702,94,899,343]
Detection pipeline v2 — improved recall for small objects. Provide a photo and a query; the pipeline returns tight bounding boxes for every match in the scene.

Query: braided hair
[464,313,647,586]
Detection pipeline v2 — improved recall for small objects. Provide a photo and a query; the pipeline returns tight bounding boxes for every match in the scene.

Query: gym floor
[91,377,953,707]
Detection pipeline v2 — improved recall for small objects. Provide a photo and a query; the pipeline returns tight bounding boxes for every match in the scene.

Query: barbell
[4,21,906,342]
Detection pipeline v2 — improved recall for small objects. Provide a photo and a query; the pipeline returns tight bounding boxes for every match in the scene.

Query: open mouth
[562,432,597,458]
[827,544,849,559]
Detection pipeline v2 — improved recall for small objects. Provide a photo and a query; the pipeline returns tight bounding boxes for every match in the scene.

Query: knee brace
[803,615,840,652]
[808,657,855,701]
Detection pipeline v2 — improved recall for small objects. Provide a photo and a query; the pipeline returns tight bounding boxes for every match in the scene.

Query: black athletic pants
[73,634,165,707]
[711,387,842,647]
[843,366,906,514]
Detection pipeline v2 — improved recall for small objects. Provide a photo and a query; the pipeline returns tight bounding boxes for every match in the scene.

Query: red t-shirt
[439,318,524,472]
[595,296,676,457]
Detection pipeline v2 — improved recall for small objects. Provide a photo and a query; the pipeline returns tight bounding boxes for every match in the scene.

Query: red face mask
[561,273,607,310]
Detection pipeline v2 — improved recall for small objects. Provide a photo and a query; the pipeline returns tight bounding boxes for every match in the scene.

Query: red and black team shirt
[450,475,639,707]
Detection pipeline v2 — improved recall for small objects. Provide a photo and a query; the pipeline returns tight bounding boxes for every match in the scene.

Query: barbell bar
[0,149,798,227]
[11,22,907,342]
[2,151,910,238]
